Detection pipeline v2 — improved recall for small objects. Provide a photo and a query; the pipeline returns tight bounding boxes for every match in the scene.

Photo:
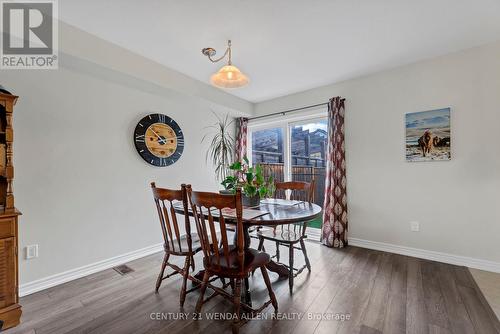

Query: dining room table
[242,200,322,277]
[174,198,322,304]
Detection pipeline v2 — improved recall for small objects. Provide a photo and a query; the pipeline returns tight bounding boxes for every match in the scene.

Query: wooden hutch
[0,89,21,330]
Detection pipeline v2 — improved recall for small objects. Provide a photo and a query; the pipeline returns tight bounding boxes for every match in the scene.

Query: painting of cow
[406,108,451,162]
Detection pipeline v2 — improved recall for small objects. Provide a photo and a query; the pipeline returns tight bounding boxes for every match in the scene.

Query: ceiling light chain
[203,40,231,64]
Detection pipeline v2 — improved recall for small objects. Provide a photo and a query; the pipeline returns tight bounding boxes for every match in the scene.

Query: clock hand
[149,127,162,139]
[149,127,167,144]
[161,136,183,140]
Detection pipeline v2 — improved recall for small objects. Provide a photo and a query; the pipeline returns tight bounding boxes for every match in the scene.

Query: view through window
[251,127,285,182]
[250,118,327,229]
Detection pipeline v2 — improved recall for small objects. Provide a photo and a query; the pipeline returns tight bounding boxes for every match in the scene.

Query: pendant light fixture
[201,40,249,89]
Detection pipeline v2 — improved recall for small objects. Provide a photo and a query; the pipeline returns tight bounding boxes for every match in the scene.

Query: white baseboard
[349,237,500,273]
[19,243,163,297]
[306,227,322,241]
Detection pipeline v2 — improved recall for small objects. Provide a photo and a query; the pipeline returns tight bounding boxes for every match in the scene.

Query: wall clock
[133,113,184,167]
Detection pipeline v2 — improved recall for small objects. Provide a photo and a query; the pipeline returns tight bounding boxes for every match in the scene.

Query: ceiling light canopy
[202,40,249,89]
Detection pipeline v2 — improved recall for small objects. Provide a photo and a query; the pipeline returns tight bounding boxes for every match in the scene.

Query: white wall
[255,42,500,264]
[1,53,242,285]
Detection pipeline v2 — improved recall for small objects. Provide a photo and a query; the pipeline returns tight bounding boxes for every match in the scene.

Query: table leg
[194,225,290,288]
[245,225,289,280]
[265,260,289,280]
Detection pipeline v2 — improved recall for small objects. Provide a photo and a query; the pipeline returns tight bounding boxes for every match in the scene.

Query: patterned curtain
[235,117,248,162]
[321,97,347,248]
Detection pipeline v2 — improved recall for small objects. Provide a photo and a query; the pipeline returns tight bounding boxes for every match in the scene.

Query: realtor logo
[1,0,58,69]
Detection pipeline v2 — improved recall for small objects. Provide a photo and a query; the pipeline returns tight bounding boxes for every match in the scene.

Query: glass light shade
[210,64,249,88]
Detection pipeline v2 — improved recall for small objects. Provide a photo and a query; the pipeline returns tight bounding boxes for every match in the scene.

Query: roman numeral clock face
[134,113,184,167]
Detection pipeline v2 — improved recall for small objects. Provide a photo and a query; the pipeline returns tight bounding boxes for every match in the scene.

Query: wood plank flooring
[6,243,500,334]
[470,269,500,320]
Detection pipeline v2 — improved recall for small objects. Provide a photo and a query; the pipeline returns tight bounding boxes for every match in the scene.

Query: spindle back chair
[274,180,315,203]
[187,186,277,333]
[151,182,200,306]
[257,180,315,293]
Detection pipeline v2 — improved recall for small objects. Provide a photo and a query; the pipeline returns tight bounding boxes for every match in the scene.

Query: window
[248,109,328,231]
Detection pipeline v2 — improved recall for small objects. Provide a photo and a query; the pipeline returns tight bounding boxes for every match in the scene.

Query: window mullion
[282,123,289,182]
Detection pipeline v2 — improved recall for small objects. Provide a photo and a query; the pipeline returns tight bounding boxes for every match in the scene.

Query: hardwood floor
[6,243,500,334]
[470,269,500,320]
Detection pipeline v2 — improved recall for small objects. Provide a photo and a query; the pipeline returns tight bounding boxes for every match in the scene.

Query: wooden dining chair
[187,186,278,333]
[151,182,201,307]
[256,180,315,293]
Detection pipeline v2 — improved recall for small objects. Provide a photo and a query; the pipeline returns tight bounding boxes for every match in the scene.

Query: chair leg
[195,271,210,313]
[179,256,190,307]
[275,241,280,262]
[260,266,278,313]
[232,279,242,334]
[300,238,311,272]
[253,238,265,276]
[257,237,265,251]
[244,277,251,304]
[288,245,294,293]
[190,255,195,271]
[155,253,169,293]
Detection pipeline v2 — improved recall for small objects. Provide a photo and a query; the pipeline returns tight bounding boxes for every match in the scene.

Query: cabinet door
[0,237,16,308]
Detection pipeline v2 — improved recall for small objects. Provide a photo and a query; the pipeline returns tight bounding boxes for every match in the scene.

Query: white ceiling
[60,0,500,103]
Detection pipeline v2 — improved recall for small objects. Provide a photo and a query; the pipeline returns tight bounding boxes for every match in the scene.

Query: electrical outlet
[410,221,420,232]
[26,244,38,259]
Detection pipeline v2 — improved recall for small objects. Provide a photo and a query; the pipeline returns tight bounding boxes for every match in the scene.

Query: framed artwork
[406,108,451,162]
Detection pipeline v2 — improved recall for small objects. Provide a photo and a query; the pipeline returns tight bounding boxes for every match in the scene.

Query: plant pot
[219,189,233,195]
[242,194,260,207]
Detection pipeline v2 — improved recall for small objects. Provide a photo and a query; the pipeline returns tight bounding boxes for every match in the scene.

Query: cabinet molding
[0,92,21,330]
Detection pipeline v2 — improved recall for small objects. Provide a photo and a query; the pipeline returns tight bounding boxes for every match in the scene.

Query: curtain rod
[248,102,328,121]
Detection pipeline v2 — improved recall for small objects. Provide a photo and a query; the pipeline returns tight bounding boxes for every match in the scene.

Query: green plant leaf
[229,161,242,170]
[201,111,235,182]
[243,184,257,197]
[255,164,264,185]
[246,172,254,184]
[258,186,267,198]
[221,175,238,190]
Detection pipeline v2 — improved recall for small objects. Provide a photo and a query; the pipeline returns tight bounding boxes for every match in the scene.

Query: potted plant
[202,112,235,183]
[221,156,275,207]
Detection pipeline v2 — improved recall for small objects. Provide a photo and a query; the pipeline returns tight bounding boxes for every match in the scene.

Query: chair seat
[255,225,306,243]
[167,237,203,255]
[204,247,270,278]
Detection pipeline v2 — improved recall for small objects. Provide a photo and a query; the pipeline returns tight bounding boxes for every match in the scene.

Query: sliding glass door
[248,110,327,231]
[289,118,327,229]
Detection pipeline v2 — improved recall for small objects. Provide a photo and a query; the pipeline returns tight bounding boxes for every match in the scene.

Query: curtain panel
[235,117,248,162]
[321,97,348,248]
